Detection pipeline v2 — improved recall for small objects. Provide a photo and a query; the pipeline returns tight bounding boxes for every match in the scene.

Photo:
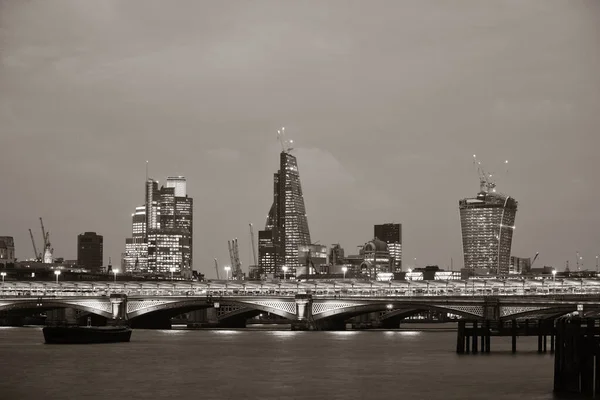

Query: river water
[0,325,556,400]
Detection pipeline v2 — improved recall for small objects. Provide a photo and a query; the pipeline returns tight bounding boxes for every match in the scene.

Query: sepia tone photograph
[0,1,599,399]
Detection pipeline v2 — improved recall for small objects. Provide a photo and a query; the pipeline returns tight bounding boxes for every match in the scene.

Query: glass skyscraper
[124,177,193,277]
[459,182,518,275]
[259,151,311,278]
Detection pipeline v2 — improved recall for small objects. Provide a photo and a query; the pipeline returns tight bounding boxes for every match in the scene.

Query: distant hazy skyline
[1,0,599,277]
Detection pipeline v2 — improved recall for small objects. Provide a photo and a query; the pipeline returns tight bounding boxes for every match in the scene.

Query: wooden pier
[553,318,600,398]
[456,319,556,354]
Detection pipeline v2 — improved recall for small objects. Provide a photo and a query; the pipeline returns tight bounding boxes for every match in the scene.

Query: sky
[1,0,599,277]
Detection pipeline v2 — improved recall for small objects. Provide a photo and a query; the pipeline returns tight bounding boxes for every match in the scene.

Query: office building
[0,236,15,263]
[124,206,148,273]
[124,176,193,277]
[259,148,311,278]
[374,223,402,271]
[459,173,517,275]
[77,232,103,272]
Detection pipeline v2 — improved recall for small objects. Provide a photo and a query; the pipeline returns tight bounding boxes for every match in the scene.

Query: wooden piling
[457,320,465,354]
[472,321,478,354]
[511,319,517,354]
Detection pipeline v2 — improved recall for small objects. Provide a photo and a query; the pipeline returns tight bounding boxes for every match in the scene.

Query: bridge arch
[0,299,113,319]
[217,300,297,322]
[312,301,483,322]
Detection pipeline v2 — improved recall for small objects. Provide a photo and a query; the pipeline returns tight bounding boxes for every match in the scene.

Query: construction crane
[472,155,497,193]
[277,127,294,153]
[232,238,243,279]
[39,217,48,250]
[227,238,243,280]
[44,231,54,263]
[214,258,220,280]
[28,229,41,261]
[531,252,539,268]
[249,223,258,267]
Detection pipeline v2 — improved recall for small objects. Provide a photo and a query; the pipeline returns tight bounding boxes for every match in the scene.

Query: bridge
[1,279,600,330]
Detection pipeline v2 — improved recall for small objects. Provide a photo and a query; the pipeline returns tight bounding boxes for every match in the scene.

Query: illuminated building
[147,230,191,275]
[329,244,345,265]
[124,176,193,277]
[166,176,187,197]
[459,170,518,275]
[124,206,147,273]
[510,256,531,275]
[0,236,15,263]
[77,232,103,272]
[297,244,327,276]
[359,238,393,278]
[259,149,311,278]
[257,230,276,276]
[374,223,402,271]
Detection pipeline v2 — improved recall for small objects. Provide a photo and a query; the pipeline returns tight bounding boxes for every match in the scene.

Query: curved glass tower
[459,180,518,275]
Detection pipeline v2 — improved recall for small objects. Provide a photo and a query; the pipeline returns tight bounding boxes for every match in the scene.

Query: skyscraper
[374,223,402,271]
[459,170,517,275]
[259,148,311,278]
[77,232,103,272]
[124,206,147,273]
[124,176,193,277]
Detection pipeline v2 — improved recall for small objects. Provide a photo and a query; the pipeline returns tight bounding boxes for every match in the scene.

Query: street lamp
[342,266,348,280]
[552,269,557,281]
[54,270,61,284]
[169,267,176,280]
[282,266,288,280]
[113,268,119,283]
[224,266,231,280]
[0,271,6,283]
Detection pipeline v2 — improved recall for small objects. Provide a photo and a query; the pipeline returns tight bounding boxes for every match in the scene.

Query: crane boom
[214,258,220,280]
[472,155,497,193]
[232,238,243,279]
[531,252,539,267]
[29,229,40,261]
[227,240,236,276]
[39,217,47,249]
[249,223,258,267]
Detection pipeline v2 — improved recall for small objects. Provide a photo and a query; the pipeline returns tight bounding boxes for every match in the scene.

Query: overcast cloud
[1,0,599,275]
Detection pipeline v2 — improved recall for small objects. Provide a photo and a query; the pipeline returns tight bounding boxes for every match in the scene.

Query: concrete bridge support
[291,295,347,331]
[109,294,128,326]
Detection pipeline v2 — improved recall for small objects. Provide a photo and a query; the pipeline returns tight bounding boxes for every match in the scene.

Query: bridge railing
[1,286,600,298]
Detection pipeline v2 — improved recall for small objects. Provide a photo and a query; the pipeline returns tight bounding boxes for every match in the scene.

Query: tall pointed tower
[258,129,311,278]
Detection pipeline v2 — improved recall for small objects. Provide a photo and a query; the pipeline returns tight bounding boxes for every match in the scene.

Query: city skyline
[1,1,599,277]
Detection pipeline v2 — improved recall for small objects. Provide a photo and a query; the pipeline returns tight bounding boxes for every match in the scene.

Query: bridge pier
[290,294,347,331]
[108,294,128,326]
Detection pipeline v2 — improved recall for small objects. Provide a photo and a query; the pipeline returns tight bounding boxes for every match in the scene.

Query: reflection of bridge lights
[214,330,241,335]
[398,331,422,337]
[329,331,358,336]
[269,331,297,338]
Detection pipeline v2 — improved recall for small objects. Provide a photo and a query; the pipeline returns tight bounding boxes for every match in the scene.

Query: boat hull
[43,326,132,344]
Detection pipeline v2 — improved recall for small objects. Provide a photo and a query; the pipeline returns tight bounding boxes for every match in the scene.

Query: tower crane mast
[39,217,47,250]
[249,223,258,267]
[214,258,220,280]
[29,229,40,261]
[232,238,243,279]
